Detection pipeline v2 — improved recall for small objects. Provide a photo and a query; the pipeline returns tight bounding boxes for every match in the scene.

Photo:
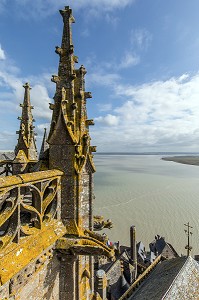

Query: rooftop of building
[126,255,199,300]
[0,152,15,161]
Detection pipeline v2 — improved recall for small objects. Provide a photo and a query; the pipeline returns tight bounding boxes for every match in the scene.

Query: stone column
[59,255,77,300]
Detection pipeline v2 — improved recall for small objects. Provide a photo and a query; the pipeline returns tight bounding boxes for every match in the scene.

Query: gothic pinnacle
[48,6,95,158]
[55,6,76,83]
[23,82,31,100]
[59,6,75,55]
[39,128,49,160]
[15,82,38,162]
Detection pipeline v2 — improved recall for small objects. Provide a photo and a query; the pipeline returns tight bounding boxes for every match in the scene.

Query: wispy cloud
[74,0,135,11]
[131,28,152,51]
[6,0,135,19]
[0,45,53,150]
[97,103,112,112]
[0,0,6,13]
[117,52,140,69]
[88,29,150,73]
[88,72,120,87]
[88,51,140,75]
[105,13,119,28]
[0,44,5,60]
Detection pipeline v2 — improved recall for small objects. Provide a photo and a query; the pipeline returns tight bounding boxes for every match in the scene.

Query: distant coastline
[162,156,199,166]
[95,152,199,156]
[1,151,199,167]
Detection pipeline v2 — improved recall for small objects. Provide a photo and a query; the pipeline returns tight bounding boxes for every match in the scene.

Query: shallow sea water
[93,154,199,256]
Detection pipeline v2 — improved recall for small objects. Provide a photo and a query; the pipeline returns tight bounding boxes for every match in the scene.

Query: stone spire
[48,6,95,158]
[36,127,49,171]
[39,128,49,160]
[48,7,97,300]
[48,6,76,142]
[48,5,96,221]
[15,83,38,162]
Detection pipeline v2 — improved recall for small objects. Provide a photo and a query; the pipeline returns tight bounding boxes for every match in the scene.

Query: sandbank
[162,156,199,166]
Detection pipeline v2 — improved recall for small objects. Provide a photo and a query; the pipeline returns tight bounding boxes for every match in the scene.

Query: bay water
[93,154,199,256]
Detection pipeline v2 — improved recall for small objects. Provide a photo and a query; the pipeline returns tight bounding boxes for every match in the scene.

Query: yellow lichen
[0,219,66,286]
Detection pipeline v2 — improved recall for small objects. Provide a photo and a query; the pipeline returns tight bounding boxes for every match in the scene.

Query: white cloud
[131,28,152,51]
[92,73,199,152]
[97,103,112,112]
[95,114,119,126]
[0,53,52,120]
[30,84,52,120]
[118,52,140,69]
[178,73,189,83]
[0,45,5,60]
[0,51,53,150]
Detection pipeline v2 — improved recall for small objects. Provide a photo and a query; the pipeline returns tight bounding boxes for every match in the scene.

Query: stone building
[149,235,179,259]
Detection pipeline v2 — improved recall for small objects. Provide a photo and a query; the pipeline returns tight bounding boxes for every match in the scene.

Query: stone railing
[0,170,63,252]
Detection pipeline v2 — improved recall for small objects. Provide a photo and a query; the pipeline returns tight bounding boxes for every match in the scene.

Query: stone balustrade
[0,169,63,252]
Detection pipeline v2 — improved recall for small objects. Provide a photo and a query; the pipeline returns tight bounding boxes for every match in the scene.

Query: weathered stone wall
[107,260,122,286]
[0,248,61,300]
[49,143,77,225]
[80,163,94,231]
[162,244,177,259]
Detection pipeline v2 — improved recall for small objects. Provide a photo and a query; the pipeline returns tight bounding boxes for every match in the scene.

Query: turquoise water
[93,154,199,256]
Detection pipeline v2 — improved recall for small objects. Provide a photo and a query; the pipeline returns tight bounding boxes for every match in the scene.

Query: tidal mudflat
[94,154,199,256]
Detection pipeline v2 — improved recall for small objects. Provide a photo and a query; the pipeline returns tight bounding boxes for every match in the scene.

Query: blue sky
[1,0,199,152]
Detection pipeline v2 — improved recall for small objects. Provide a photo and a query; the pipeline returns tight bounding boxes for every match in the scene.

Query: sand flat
[162,156,199,166]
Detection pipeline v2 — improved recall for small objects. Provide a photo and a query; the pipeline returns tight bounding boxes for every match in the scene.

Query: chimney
[95,270,107,300]
[130,225,137,280]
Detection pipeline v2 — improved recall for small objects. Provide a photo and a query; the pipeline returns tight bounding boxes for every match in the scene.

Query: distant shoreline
[94,152,199,156]
[162,156,199,166]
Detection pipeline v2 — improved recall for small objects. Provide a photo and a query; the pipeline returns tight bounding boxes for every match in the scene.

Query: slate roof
[0,152,15,161]
[163,256,199,299]
[0,152,15,176]
[126,256,199,300]
[149,236,178,259]
[110,275,130,299]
